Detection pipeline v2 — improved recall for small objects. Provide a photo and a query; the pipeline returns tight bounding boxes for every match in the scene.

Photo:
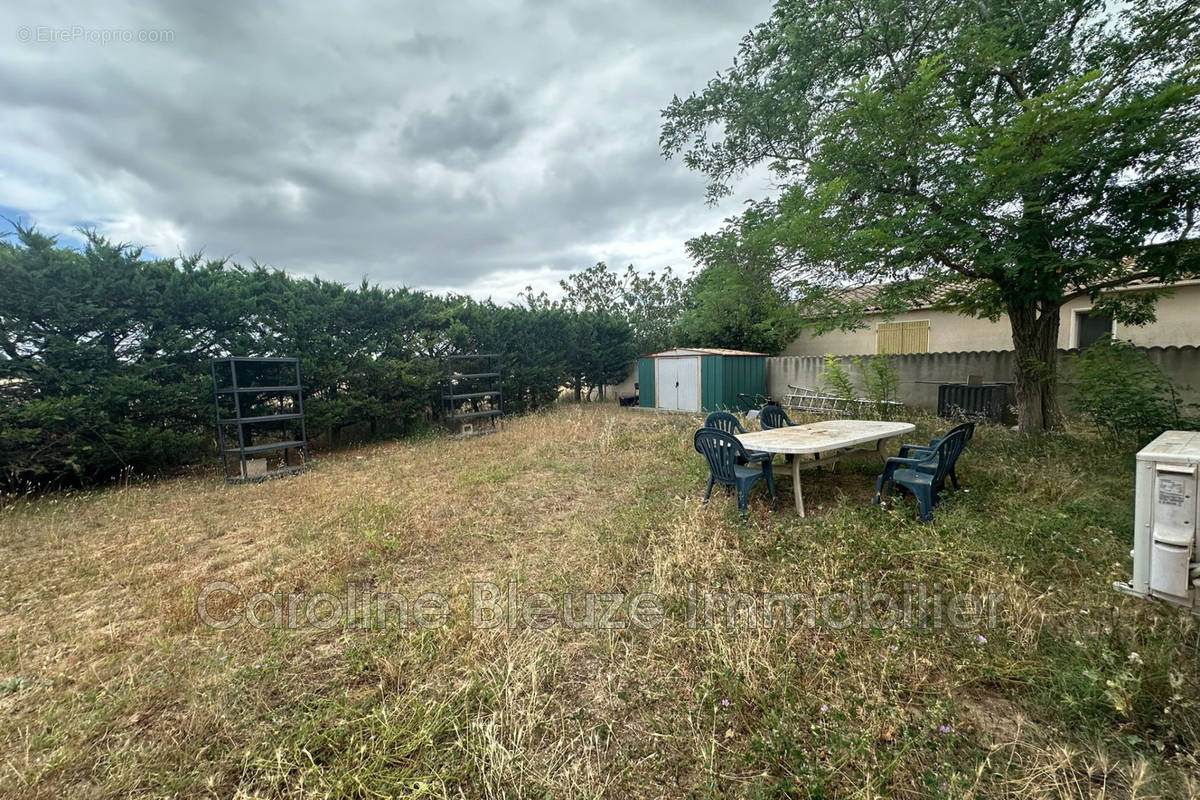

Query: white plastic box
[1115,430,1200,615]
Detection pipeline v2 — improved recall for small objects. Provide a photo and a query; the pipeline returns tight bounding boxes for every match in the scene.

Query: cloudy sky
[2,0,776,302]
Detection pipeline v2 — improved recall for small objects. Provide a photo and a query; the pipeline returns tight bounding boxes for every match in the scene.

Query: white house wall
[786,283,1200,356]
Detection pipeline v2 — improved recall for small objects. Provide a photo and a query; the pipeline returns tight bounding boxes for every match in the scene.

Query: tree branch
[931,249,988,279]
[993,69,1028,101]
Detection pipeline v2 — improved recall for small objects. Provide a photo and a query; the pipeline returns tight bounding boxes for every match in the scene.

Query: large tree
[675,230,803,354]
[558,262,687,355]
[662,0,1200,431]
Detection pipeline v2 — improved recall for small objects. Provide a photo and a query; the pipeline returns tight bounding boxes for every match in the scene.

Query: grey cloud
[1,0,775,300]
[402,86,526,167]
[394,32,462,59]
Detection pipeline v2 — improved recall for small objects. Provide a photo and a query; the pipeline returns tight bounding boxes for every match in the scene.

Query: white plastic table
[736,419,916,516]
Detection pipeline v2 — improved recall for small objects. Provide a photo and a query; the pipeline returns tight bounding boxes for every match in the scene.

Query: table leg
[792,454,805,517]
[875,437,893,463]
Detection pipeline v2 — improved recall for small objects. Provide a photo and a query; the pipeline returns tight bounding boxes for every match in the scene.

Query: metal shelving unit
[441,353,503,433]
[212,357,309,483]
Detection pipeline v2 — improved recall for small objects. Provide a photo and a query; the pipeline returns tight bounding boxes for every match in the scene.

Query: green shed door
[637,358,655,408]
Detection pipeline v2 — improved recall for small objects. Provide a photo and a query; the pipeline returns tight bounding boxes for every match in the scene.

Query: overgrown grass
[1,405,1197,798]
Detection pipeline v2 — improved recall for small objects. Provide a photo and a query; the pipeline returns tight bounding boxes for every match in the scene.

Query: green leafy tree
[557,263,623,316]
[662,0,1200,431]
[622,266,687,355]
[454,298,573,413]
[575,312,636,400]
[559,262,686,354]
[674,229,803,354]
[0,228,239,483]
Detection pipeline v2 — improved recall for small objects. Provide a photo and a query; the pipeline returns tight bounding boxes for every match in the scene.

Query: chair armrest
[897,443,933,458]
[883,455,926,469]
[879,454,926,485]
[744,450,772,463]
[729,438,759,465]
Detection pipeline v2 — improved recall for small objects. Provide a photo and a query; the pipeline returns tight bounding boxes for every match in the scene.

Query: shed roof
[642,347,767,358]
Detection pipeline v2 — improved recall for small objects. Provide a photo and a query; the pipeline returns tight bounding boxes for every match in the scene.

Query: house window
[877,320,929,354]
[1074,310,1113,349]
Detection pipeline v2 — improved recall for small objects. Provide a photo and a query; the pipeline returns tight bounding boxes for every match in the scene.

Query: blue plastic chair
[873,428,969,522]
[704,412,771,466]
[694,428,777,512]
[897,422,975,490]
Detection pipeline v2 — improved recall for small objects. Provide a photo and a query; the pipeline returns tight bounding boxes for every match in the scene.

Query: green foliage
[818,355,857,400]
[0,229,231,484]
[662,0,1200,430]
[558,262,686,355]
[557,258,804,357]
[448,300,568,414]
[569,312,636,399]
[674,256,802,355]
[853,355,901,406]
[1068,337,1193,444]
[815,355,901,417]
[0,228,635,487]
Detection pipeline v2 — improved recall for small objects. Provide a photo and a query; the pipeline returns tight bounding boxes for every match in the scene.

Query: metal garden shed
[637,348,766,413]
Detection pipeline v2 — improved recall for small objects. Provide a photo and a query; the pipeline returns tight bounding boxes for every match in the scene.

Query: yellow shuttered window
[876,320,930,354]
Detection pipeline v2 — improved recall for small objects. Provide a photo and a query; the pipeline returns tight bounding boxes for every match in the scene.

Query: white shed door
[655,358,677,410]
[656,357,699,412]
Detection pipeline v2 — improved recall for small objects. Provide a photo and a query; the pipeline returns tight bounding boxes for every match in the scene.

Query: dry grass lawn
[1,404,1198,798]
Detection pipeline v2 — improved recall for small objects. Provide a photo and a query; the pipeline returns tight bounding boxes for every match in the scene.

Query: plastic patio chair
[735,393,770,414]
[703,411,771,467]
[873,428,969,522]
[756,404,799,464]
[704,410,748,435]
[693,428,777,512]
[896,422,975,490]
[757,405,796,430]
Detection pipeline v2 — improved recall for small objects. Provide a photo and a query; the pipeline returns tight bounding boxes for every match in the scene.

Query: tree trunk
[1007,300,1062,432]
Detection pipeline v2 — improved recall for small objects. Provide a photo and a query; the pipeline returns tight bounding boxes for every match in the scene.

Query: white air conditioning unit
[1115,430,1200,616]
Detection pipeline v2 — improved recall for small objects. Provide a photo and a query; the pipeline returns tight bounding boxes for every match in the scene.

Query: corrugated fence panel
[767,345,1200,411]
[937,384,1008,421]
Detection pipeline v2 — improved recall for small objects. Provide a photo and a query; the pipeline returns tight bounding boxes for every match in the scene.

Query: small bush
[819,354,858,399]
[815,355,902,418]
[1068,336,1194,444]
[853,355,900,406]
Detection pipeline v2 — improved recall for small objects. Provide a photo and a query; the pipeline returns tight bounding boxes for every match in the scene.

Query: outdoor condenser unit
[1115,430,1200,616]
